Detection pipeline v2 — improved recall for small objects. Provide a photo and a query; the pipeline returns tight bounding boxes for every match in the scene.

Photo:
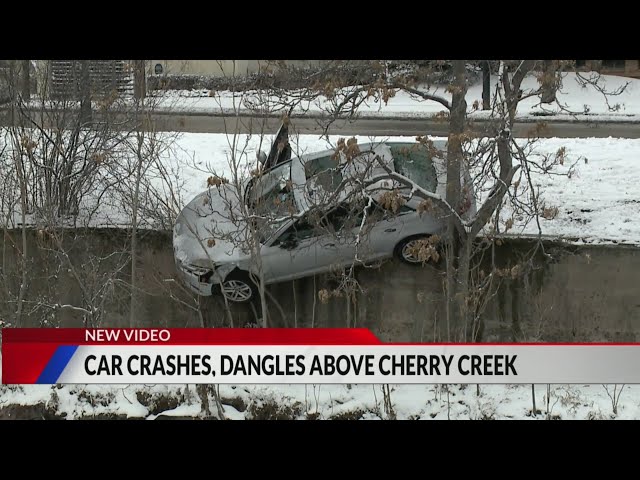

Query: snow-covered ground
[0,382,636,420]
[4,132,639,246]
[153,72,640,122]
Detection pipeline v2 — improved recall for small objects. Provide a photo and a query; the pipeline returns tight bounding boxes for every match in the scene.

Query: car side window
[323,204,351,232]
[322,199,416,233]
[321,202,373,233]
[274,204,354,245]
[274,199,416,246]
[366,200,415,223]
[275,215,318,245]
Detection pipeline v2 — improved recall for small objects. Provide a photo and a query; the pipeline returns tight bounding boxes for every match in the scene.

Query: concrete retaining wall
[1,229,639,341]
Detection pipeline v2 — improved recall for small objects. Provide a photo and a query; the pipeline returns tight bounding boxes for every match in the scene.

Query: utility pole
[482,60,490,110]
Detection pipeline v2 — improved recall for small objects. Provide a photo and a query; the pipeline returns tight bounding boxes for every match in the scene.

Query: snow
[478,136,640,245]
[151,72,640,122]
[146,403,202,420]
[3,130,639,246]
[1,382,638,420]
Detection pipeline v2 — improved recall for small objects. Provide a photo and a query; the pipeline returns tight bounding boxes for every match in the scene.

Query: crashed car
[173,131,476,303]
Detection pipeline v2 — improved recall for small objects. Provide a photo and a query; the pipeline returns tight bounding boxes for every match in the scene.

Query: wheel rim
[222,280,253,301]
[401,239,424,263]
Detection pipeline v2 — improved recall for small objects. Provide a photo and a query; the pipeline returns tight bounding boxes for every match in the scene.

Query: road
[2,107,639,138]
[151,112,640,138]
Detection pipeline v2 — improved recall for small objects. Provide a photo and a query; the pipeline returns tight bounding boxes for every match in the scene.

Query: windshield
[304,154,344,193]
[388,143,438,192]
[246,162,300,242]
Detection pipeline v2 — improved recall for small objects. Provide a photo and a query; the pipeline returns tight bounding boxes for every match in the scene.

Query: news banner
[2,328,640,384]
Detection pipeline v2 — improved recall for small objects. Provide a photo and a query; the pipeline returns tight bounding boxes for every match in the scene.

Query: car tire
[394,235,442,266]
[216,270,258,303]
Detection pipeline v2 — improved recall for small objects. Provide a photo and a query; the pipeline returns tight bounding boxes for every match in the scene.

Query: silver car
[173,140,475,303]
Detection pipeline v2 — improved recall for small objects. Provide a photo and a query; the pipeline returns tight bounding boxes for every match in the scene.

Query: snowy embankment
[5,133,638,246]
[153,72,640,122]
[1,382,638,420]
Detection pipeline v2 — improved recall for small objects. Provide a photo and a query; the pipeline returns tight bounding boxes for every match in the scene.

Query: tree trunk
[7,61,17,104]
[130,130,144,327]
[445,60,468,341]
[541,60,557,104]
[79,60,92,123]
[134,60,146,100]
[458,235,477,341]
[511,279,521,341]
[21,60,30,100]
[482,61,490,110]
[14,153,29,327]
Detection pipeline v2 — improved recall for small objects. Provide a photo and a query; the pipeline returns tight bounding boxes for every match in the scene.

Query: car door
[263,120,292,170]
[259,212,331,282]
[312,203,358,270]
[260,203,368,282]
[313,199,410,266]
[346,200,412,262]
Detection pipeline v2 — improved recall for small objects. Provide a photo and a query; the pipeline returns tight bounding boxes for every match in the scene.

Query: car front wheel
[217,270,258,303]
[394,235,442,266]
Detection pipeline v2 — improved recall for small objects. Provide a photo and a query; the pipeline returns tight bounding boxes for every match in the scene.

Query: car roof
[260,140,443,174]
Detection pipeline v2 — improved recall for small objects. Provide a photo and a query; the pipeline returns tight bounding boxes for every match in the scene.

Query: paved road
[151,112,640,138]
[2,107,639,138]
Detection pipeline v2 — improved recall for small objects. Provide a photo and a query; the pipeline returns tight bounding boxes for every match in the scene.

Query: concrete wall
[1,229,639,341]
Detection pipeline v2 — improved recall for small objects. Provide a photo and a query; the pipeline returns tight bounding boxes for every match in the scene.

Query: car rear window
[388,143,438,193]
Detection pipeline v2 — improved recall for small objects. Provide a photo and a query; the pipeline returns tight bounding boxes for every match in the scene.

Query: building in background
[5,60,638,103]
[576,60,640,78]
[48,60,134,99]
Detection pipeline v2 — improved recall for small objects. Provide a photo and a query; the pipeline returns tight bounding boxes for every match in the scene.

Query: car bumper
[177,263,224,297]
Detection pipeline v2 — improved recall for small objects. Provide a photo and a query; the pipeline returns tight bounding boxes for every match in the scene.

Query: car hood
[173,184,250,268]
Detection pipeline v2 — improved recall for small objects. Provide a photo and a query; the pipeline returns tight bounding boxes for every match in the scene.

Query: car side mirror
[279,236,299,250]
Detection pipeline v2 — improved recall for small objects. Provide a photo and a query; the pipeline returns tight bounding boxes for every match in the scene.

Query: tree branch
[391,83,452,110]
[364,164,466,237]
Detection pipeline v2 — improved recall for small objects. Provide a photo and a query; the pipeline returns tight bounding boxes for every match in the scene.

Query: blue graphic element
[36,346,79,384]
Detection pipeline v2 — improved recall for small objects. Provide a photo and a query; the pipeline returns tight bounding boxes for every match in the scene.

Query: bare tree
[20,60,30,100]
[482,61,491,110]
[540,60,559,104]
[109,90,182,326]
[0,60,183,328]
[255,59,626,341]
[150,61,280,327]
[603,384,625,416]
